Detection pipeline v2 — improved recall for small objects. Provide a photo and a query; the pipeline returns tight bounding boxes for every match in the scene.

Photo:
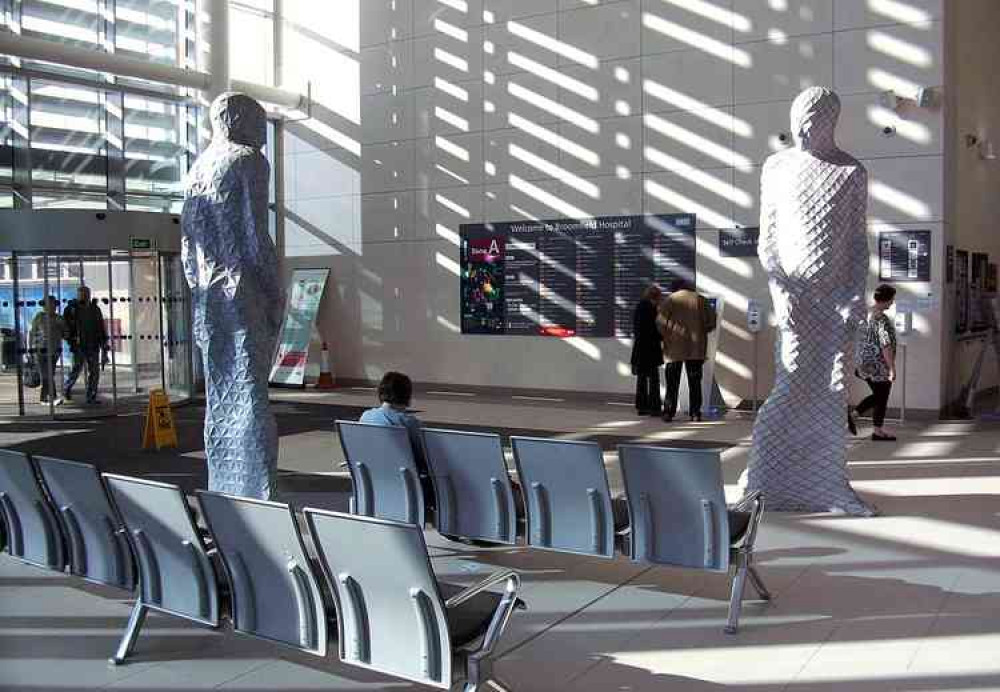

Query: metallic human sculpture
[746,87,876,516]
[182,93,284,500]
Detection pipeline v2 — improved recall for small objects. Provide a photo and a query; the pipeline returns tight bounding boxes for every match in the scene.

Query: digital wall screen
[460,214,696,338]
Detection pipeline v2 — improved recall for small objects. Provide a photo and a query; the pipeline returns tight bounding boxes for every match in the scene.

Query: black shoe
[847,407,858,435]
[662,413,675,422]
[690,413,702,422]
[872,432,896,441]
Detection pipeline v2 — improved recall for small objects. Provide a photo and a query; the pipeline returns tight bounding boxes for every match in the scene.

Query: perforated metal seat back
[336,421,425,525]
[0,449,64,570]
[422,428,516,544]
[304,508,453,690]
[510,437,615,558]
[618,445,730,571]
[35,456,134,590]
[197,492,327,655]
[103,474,219,625]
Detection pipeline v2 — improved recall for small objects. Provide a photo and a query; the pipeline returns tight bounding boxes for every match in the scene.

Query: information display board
[879,230,931,282]
[460,214,696,337]
[269,268,329,386]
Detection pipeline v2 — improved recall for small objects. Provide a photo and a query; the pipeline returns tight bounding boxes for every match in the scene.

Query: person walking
[630,283,663,415]
[29,295,68,404]
[851,284,898,441]
[63,285,109,405]
[658,279,717,422]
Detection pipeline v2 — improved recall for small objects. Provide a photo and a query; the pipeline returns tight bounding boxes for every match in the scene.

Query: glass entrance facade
[0,250,192,418]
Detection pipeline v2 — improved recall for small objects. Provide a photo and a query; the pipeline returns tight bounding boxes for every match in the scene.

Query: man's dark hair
[873,284,896,303]
[378,371,413,407]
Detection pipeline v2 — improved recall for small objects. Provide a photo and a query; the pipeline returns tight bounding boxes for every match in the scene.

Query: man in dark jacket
[658,279,717,422]
[631,283,663,415]
[63,285,109,405]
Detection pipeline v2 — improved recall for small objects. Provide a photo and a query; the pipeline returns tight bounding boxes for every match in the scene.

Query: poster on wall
[459,214,697,338]
[878,230,931,282]
[269,268,330,387]
[955,249,969,334]
[970,252,990,332]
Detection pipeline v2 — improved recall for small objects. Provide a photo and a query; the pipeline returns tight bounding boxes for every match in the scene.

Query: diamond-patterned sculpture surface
[181,93,284,500]
[746,87,876,516]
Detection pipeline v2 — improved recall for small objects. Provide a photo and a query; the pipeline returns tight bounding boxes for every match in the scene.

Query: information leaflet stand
[269,268,330,387]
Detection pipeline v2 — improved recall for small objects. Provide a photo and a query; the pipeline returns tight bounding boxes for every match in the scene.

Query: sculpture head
[790,87,840,152]
[210,92,266,149]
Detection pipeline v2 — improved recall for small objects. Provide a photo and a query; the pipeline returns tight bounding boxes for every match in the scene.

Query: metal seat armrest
[445,569,522,609]
[730,490,762,514]
[464,571,522,661]
[731,491,765,550]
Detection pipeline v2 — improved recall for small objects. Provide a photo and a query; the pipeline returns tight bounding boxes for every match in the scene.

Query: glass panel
[160,253,192,401]
[22,0,101,46]
[130,254,164,398]
[230,2,275,86]
[30,80,108,201]
[16,253,59,415]
[124,94,185,203]
[32,190,108,209]
[115,0,181,67]
[53,254,117,414]
[0,253,17,417]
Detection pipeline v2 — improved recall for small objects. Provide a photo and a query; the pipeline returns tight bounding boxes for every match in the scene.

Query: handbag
[22,356,41,389]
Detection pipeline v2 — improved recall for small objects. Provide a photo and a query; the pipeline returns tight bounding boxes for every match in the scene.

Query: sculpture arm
[241,158,285,335]
[757,159,787,285]
[848,167,871,325]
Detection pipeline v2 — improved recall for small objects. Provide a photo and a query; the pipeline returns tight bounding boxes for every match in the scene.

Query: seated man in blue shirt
[359,371,434,510]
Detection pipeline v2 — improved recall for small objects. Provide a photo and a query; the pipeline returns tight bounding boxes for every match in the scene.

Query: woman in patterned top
[850,284,898,441]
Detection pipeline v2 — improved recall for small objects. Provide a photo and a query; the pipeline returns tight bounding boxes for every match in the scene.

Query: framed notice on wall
[878,230,931,282]
[269,268,330,387]
[955,249,969,334]
[971,252,990,332]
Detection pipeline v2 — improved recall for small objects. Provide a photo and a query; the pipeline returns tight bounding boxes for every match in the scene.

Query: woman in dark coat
[631,283,664,415]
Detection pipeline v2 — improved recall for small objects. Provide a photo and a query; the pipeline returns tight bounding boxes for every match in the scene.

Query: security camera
[95,212,107,220]
[778,133,789,143]
[882,125,896,137]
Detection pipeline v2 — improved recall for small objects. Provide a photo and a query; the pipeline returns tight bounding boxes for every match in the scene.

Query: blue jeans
[64,348,101,402]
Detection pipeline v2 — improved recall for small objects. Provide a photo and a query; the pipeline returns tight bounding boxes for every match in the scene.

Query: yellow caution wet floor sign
[143,388,178,450]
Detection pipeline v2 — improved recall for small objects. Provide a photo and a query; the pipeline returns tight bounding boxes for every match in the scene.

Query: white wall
[274,0,946,410]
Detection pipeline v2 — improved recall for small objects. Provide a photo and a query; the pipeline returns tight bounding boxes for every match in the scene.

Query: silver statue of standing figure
[182,93,284,499]
[746,87,876,516]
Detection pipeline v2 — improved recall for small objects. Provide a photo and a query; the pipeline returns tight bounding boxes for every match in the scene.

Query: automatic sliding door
[0,253,17,417]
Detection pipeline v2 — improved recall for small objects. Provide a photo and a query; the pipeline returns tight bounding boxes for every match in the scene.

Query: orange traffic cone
[316,342,335,389]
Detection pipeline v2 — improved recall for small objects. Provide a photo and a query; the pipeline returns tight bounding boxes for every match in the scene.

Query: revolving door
[0,250,193,418]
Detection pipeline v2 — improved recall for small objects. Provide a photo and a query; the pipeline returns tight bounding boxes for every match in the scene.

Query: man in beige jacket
[657,279,717,422]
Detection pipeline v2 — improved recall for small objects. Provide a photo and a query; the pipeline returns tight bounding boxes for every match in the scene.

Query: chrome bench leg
[749,565,771,601]
[109,601,148,665]
[725,560,748,635]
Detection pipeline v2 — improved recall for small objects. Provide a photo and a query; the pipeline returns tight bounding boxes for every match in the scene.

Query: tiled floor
[2,393,999,691]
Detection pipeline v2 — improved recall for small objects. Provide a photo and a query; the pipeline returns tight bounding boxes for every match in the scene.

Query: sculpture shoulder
[760,149,800,177]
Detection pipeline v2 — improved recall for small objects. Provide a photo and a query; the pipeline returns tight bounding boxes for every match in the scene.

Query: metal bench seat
[0,449,65,571]
[305,508,522,692]
[617,444,770,634]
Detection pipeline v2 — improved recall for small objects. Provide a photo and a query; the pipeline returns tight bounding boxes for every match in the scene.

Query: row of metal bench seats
[0,449,523,692]
[337,421,771,633]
